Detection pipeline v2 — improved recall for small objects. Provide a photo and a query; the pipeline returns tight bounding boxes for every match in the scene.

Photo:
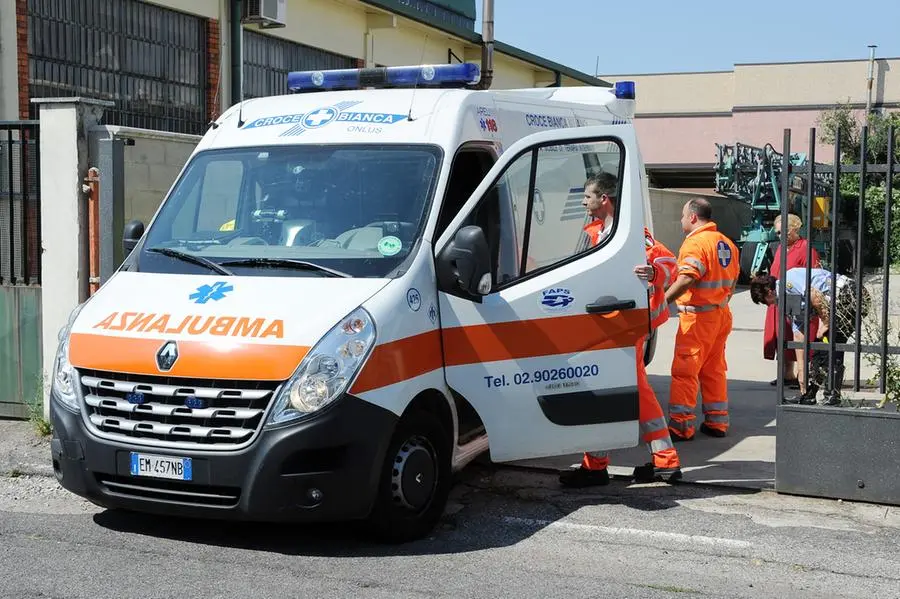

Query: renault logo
[156,340,179,372]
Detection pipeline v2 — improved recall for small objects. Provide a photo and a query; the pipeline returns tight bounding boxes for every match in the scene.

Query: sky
[474,0,900,76]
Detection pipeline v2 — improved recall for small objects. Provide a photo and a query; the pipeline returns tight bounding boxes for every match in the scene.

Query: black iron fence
[243,30,356,100]
[772,125,898,403]
[0,122,41,286]
[27,0,208,135]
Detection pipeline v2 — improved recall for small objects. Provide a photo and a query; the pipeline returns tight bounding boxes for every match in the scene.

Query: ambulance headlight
[52,303,86,413]
[266,307,376,426]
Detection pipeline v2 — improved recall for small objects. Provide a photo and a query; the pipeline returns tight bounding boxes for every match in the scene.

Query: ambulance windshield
[138,143,442,279]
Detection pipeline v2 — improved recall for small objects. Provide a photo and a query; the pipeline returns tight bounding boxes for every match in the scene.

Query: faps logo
[242,100,409,137]
[540,288,575,312]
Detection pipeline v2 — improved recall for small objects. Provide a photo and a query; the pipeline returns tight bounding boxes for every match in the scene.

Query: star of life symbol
[716,240,732,267]
[189,281,233,304]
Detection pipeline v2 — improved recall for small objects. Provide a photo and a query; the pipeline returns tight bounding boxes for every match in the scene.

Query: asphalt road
[2,465,899,599]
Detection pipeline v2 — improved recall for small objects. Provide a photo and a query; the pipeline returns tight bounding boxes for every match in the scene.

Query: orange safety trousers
[667,305,733,439]
[582,335,681,471]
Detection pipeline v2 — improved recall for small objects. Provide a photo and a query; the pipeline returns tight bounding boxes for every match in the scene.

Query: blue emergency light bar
[614,81,635,100]
[287,63,482,93]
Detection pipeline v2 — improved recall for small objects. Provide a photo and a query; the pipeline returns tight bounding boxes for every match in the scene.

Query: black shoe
[700,422,727,438]
[784,385,818,405]
[559,466,610,488]
[633,462,683,484]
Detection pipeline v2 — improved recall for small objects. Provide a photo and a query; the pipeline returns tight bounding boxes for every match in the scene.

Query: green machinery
[713,141,853,280]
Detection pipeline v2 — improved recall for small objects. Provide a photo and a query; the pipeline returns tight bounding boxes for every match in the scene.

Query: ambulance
[49,63,658,542]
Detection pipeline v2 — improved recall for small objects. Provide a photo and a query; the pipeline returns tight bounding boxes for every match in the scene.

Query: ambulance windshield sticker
[540,288,575,312]
[377,236,403,256]
[406,288,422,312]
[241,100,409,137]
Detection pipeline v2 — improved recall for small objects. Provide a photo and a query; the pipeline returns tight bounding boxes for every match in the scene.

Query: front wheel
[364,410,452,543]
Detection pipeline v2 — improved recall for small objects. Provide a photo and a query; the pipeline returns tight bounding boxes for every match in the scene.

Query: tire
[363,409,453,544]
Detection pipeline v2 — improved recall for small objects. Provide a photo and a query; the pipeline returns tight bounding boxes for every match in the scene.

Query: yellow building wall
[145,0,575,101]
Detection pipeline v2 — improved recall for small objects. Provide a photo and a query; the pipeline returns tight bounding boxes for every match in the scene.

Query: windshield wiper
[146,247,234,276]
[219,258,351,278]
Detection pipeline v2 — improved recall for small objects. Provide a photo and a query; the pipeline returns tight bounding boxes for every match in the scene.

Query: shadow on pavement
[90,460,763,557]
[511,375,779,491]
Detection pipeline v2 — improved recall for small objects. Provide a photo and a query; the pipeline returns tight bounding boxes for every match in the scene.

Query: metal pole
[777,129,791,403]
[866,44,877,127]
[230,0,244,107]
[803,129,815,377]
[854,126,869,392]
[881,125,895,393]
[828,129,841,394]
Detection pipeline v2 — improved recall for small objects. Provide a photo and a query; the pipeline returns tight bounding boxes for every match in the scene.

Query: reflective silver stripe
[640,416,669,435]
[586,451,609,459]
[668,404,694,415]
[681,257,706,275]
[650,438,675,453]
[694,279,736,289]
[668,419,693,433]
[678,300,729,313]
[704,414,729,424]
[654,257,676,288]
[650,302,667,321]
[703,402,729,412]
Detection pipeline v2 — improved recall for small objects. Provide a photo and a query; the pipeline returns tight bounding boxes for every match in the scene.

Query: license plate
[130,452,192,481]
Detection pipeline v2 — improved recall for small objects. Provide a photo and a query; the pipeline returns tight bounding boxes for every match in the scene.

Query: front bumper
[49,393,398,523]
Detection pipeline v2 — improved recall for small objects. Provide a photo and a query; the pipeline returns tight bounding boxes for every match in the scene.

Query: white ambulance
[49,63,657,542]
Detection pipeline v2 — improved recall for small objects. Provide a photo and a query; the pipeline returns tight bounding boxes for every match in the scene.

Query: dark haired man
[560,172,683,487]
[663,198,740,440]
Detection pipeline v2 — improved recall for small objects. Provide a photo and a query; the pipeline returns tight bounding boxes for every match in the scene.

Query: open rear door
[435,126,650,462]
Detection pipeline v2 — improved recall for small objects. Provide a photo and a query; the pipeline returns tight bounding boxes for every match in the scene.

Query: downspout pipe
[230,0,244,107]
[476,0,494,90]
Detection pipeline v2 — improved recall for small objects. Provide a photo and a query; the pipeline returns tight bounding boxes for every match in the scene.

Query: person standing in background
[665,198,740,440]
[763,214,821,388]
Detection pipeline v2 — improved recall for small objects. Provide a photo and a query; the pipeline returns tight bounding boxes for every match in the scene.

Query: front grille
[78,369,281,451]
[96,474,240,508]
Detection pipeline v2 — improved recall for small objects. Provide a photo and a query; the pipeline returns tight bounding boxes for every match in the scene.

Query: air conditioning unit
[243,0,287,29]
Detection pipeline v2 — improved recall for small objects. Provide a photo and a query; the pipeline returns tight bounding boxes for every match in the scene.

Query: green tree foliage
[816,102,900,265]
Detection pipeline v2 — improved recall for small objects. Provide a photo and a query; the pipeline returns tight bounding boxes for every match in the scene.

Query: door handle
[585,296,636,314]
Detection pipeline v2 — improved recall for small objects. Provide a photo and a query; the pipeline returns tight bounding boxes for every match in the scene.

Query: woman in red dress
[764,213,821,386]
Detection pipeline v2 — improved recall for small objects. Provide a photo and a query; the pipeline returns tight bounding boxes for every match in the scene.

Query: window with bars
[242,30,357,100]
[27,0,208,135]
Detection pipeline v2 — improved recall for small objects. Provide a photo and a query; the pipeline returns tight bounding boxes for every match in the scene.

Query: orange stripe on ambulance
[91,312,285,339]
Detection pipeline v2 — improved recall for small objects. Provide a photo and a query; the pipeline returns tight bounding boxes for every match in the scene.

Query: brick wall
[16,0,28,120]
[206,18,221,121]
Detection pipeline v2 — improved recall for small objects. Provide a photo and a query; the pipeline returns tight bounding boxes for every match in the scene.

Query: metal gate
[0,121,42,420]
[772,124,899,402]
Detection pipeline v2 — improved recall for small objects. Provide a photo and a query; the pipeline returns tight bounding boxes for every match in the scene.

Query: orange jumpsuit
[581,223,681,471]
[667,222,740,439]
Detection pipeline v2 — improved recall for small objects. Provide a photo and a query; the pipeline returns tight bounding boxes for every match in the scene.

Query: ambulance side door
[435,126,649,463]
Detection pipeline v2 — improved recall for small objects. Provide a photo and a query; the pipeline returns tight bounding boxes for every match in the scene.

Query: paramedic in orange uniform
[664,198,740,440]
[559,172,682,487]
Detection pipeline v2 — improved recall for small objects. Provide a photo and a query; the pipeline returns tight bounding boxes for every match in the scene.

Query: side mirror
[436,225,493,297]
[123,220,145,255]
